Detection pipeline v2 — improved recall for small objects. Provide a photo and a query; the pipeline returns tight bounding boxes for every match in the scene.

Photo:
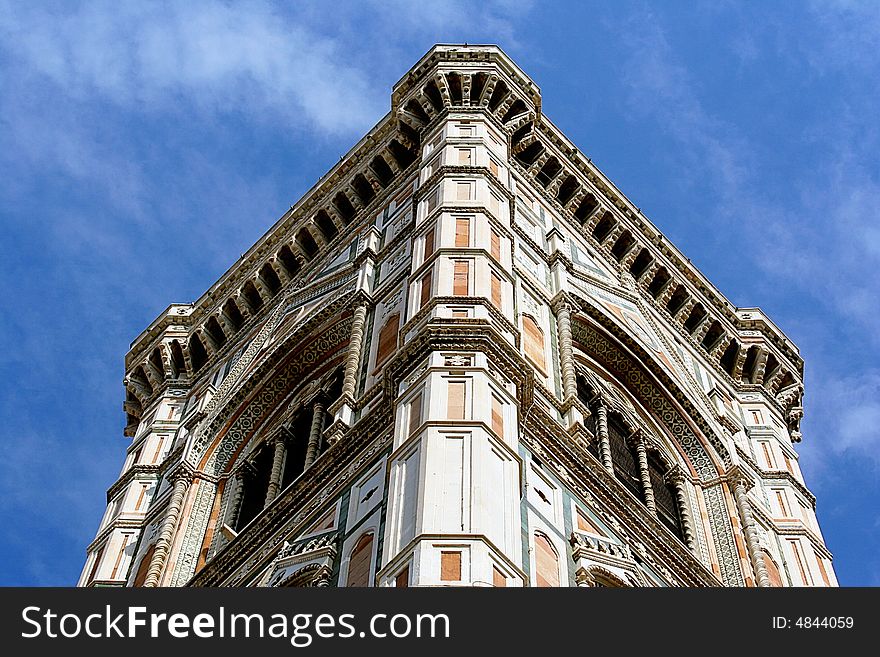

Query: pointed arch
[534,532,560,587]
[346,532,375,587]
[375,312,400,367]
[522,314,545,371]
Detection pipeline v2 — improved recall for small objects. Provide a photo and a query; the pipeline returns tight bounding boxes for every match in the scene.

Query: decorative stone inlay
[443,354,472,367]
[703,483,744,586]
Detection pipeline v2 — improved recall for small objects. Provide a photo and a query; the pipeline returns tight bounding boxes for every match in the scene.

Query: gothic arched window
[534,533,560,587]
[607,414,643,502]
[648,453,683,540]
[346,533,374,587]
[376,313,400,367]
[523,315,545,371]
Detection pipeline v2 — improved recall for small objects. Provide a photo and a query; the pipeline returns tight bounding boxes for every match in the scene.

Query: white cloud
[814,371,880,454]
[0,1,386,135]
[797,366,880,487]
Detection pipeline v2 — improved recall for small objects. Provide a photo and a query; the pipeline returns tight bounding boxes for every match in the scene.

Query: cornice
[509,138,803,378]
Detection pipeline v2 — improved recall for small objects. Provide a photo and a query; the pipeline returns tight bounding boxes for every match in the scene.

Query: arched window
[346,533,374,587]
[607,414,643,501]
[648,453,683,540]
[523,315,545,371]
[376,313,400,367]
[534,533,559,587]
[132,544,155,587]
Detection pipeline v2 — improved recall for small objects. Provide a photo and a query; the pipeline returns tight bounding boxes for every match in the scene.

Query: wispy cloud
[0,1,385,136]
[609,7,880,497]
[805,0,880,76]
[798,368,880,475]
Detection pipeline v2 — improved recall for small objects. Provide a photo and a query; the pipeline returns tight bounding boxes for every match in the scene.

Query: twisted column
[632,432,656,514]
[666,467,695,550]
[594,399,614,475]
[554,298,577,401]
[730,468,770,587]
[264,434,288,508]
[223,468,247,532]
[304,401,326,469]
[341,303,368,400]
[143,467,193,587]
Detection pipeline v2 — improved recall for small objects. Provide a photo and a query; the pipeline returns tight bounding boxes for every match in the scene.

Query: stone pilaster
[595,399,614,475]
[632,432,656,514]
[224,468,247,531]
[304,401,326,469]
[341,303,368,401]
[143,467,193,587]
[729,467,770,587]
[264,434,288,508]
[666,467,695,550]
[553,296,577,402]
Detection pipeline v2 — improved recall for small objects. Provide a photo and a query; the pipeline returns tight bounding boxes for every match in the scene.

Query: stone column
[632,432,656,514]
[594,399,614,475]
[666,467,695,550]
[304,401,326,469]
[341,303,368,400]
[264,434,288,508]
[224,469,246,532]
[554,297,577,402]
[143,467,193,587]
[730,468,770,588]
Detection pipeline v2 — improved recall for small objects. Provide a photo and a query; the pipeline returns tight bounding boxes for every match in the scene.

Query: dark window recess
[611,232,635,261]
[592,213,616,242]
[719,340,738,375]
[556,176,579,206]
[259,263,282,295]
[205,317,227,348]
[608,415,643,502]
[315,210,338,241]
[741,345,759,382]
[243,281,264,313]
[333,192,357,223]
[169,340,186,379]
[648,454,682,540]
[234,445,273,531]
[277,245,301,278]
[700,321,724,352]
[629,249,653,279]
[666,285,689,316]
[536,157,561,187]
[223,299,244,332]
[648,268,671,298]
[573,194,598,223]
[188,335,208,372]
[295,229,320,260]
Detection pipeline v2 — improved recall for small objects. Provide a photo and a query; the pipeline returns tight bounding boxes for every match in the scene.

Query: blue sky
[1,1,877,586]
